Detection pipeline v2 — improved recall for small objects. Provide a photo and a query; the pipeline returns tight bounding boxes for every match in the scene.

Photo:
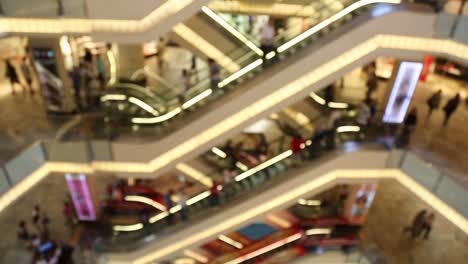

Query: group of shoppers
[426,89,462,126]
[68,49,106,112]
[17,205,53,251]
[4,57,35,95]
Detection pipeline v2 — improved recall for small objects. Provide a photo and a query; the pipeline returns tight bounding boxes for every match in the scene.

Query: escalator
[101,122,468,264]
[102,1,465,174]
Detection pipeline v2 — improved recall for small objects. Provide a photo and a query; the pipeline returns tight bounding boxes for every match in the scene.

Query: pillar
[115,44,145,81]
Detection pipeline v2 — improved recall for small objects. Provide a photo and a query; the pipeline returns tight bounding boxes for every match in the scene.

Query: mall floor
[0,173,115,263]
[362,180,468,264]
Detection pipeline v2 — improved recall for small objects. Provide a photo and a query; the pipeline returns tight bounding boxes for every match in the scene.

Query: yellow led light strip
[117,169,467,264]
[0,0,200,34]
[124,195,167,211]
[208,1,320,17]
[183,250,208,263]
[225,232,303,264]
[113,223,144,232]
[218,234,244,249]
[0,35,467,217]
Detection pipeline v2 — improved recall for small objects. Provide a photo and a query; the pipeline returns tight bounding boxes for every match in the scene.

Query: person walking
[260,18,276,58]
[426,89,442,118]
[5,59,21,95]
[403,209,427,238]
[442,93,461,127]
[20,57,34,94]
[421,213,435,239]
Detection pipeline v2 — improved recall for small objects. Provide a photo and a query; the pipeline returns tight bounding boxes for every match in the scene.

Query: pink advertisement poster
[65,174,96,221]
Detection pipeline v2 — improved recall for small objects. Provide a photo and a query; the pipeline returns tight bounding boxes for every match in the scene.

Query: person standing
[399,108,418,147]
[96,54,106,86]
[20,57,34,94]
[208,58,221,91]
[178,69,190,104]
[156,37,166,70]
[426,89,442,118]
[260,18,276,58]
[69,66,82,111]
[17,220,31,242]
[164,189,175,225]
[5,59,21,95]
[178,190,188,221]
[210,181,220,206]
[365,72,378,101]
[290,134,306,164]
[442,93,461,127]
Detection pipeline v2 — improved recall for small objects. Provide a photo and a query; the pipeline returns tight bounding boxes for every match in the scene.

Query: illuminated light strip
[201,6,263,56]
[267,214,292,228]
[298,199,322,206]
[107,49,117,86]
[211,147,227,158]
[235,162,249,172]
[176,163,213,187]
[173,23,240,73]
[306,228,332,236]
[100,94,127,102]
[218,234,244,249]
[113,223,144,232]
[124,195,166,211]
[169,205,183,214]
[182,89,213,109]
[123,169,468,264]
[225,233,303,264]
[0,0,199,34]
[328,101,349,109]
[186,191,211,206]
[129,97,160,115]
[235,150,293,182]
[131,108,181,124]
[265,51,276,60]
[277,0,402,53]
[208,1,319,17]
[1,36,468,217]
[184,250,208,263]
[336,126,361,133]
[149,211,170,224]
[309,92,326,105]
[218,59,263,88]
